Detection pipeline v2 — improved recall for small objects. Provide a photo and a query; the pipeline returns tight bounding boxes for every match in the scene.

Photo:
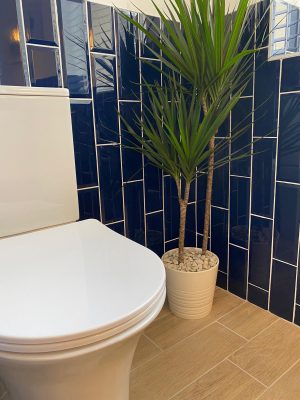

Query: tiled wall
[0,0,300,328]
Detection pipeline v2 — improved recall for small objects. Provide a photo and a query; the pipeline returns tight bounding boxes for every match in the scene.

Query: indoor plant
[121,0,261,318]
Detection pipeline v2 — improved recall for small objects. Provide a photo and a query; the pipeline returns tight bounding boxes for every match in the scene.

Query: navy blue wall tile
[141,60,161,117]
[270,260,296,321]
[249,216,272,290]
[256,0,269,48]
[281,56,300,92]
[212,139,229,208]
[120,101,143,181]
[57,0,91,97]
[197,233,210,250]
[117,11,140,100]
[107,221,124,235]
[146,212,164,256]
[0,0,26,85]
[254,49,279,137]
[23,0,58,45]
[231,97,252,176]
[197,174,207,235]
[78,188,100,220]
[124,181,145,245]
[252,138,276,218]
[144,161,163,213]
[217,117,230,138]
[274,183,300,265]
[217,271,228,290]
[92,55,118,144]
[229,245,248,299]
[88,3,114,53]
[98,145,123,223]
[70,102,98,188]
[277,94,300,184]
[164,176,179,241]
[186,203,196,247]
[165,238,178,252]
[140,15,160,59]
[248,284,269,310]
[211,207,228,273]
[295,305,300,326]
[230,177,250,248]
[28,46,61,87]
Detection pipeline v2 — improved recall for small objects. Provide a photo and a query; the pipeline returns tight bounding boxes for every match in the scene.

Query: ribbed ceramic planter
[162,248,219,319]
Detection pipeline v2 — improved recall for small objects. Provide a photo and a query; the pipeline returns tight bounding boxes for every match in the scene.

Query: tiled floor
[130,288,300,400]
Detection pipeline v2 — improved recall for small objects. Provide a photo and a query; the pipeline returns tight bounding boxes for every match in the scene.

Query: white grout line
[273,257,297,268]
[217,321,249,341]
[85,0,103,223]
[165,237,179,244]
[229,242,248,251]
[281,89,300,95]
[248,282,269,293]
[292,225,300,322]
[77,185,99,191]
[268,59,282,311]
[123,178,143,184]
[230,174,251,179]
[212,204,229,211]
[276,179,300,186]
[143,333,164,352]
[96,142,119,146]
[251,213,273,221]
[145,209,163,216]
[118,99,141,103]
[227,358,268,389]
[90,50,116,57]
[26,42,59,49]
[52,0,64,87]
[105,219,124,226]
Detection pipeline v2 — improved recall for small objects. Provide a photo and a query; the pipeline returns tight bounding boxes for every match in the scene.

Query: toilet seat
[0,219,166,353]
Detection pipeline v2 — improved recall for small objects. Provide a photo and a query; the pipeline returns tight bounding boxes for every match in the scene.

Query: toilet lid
[0,219,165,352]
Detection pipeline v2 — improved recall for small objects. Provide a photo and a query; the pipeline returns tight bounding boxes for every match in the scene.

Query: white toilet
[0,86,166,400]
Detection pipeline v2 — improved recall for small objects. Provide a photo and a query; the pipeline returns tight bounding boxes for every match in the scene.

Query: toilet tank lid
[0,86,69,97]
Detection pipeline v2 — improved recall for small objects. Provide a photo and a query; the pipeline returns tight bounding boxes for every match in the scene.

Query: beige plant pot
[162,247,219,319]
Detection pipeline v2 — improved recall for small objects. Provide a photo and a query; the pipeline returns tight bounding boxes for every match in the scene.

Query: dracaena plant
[120,0,264,264]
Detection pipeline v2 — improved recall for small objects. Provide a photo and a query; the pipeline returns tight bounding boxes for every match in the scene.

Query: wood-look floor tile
[172,360,265,400]
[146,288,244,350]
[156,302,171,321]
[130,323,246,400]
[219,302,278,339]
[131,335,161,369]
[258,361,300,400]
[230,319,300,386]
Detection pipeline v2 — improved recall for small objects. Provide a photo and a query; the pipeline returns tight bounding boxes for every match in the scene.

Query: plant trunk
[202,100,216,255]
[202,137,215,254]
[176,179,191,264]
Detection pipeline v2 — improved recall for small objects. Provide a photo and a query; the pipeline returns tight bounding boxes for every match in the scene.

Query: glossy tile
[27,46,61,87]
[212,139,229,208]
[70,102,98,187]
[259,361,300,400]
[273,183,300,265]
[146,212,164,257]
[249,216,272,290]
[98,145,123,223]
[130,323,245,400]
[252,138,276,218]
[141,60,161,106]
[219,302,277,340]
[92,55,119,144]
[230,319,300,386]
[281,56,300,92]
[165,238,179,252]
[270,260,296,321]
[78,188,100,221]
[228,245,248,299]
[196,173,207,235]
[295,305,300,326]
[117,11,140,100]
[172,360,264,400]
[164,176,179,241]
[132,335,161,370]
[256,0,270,48]
[57,0,90,97]
[23,0,58,45]
[106,221,124,235]
[277,93,300,184]
[217,116,230,138]
[144,160,163,213]
[120,101,143,181]
[0,0,26,85]
[124,181,145,245]
[231,98,252,177]
[217,271,228,289]
[248,284,269,310]
[140,15,160,59]
[230,177,250,248]
[211,207,228,273]
[88,3,114,53]
[254,49,279,137]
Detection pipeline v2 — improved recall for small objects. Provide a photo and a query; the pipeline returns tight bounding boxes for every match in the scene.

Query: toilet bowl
[0,219,166,400]
[0,86,166,399]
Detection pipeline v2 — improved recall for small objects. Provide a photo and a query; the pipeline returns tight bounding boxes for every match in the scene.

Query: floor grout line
[217,321,251,341]
[143,333,164,352]
[227,358,268,389]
